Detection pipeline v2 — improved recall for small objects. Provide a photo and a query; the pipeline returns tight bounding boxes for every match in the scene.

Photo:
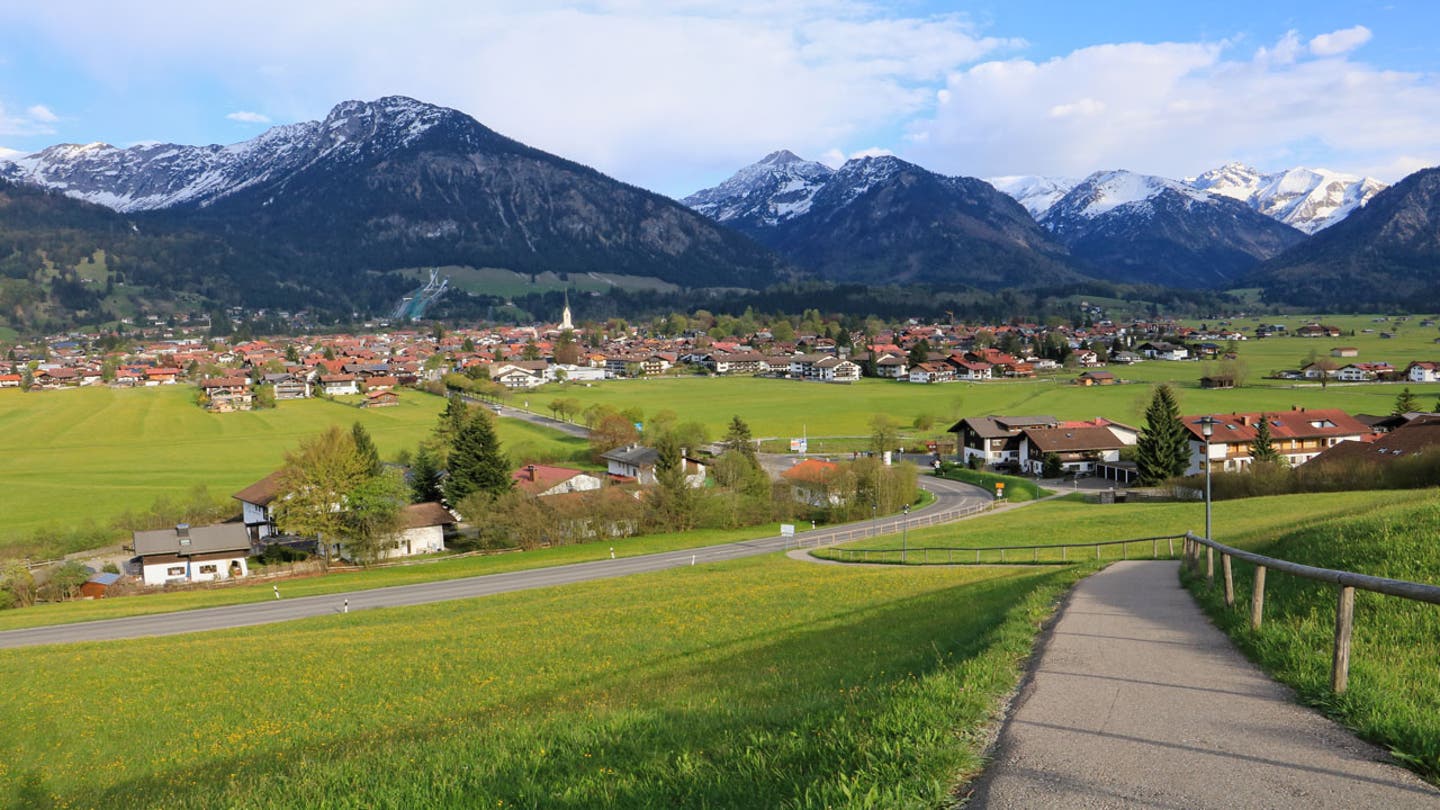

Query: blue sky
[1,1,1437,197]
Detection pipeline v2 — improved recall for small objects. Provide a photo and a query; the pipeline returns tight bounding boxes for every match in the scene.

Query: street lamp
[1196,415,1217,584]
[901,503,911,563]
[871,500,878,538]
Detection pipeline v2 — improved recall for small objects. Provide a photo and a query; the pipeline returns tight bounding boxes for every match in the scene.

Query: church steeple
[560,291,573,331]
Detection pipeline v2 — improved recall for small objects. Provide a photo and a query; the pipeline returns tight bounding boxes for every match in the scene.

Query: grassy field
[0,522,810,633]
[1183,495,1440,783]
[813,489,1436,564]
[0,555,1091,808]
[0,387,586,553]
[526,374,1440,444]
[935,467,1052,502]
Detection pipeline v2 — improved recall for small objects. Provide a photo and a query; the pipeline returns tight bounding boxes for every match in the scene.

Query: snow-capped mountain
[687,153,1077,287]
[0,96,786,301]
[1187,162,1386,234]
[1039,169,1306,288]
[681,150,833,233]
[0,97,469,212]
[984,175,1078,218]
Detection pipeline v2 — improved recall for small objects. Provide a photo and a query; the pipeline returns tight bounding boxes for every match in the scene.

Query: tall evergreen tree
[1250,413,1282,466]
[1136,384,1190,485]
[352,422,383,476]
[723,415,757,461]
[444,410,511,505]
[1394,386,1421,416]
[410,443,444,503]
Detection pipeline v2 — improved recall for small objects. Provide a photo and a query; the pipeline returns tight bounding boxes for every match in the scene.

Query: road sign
[790,438,808,453]
[995,482,1006,499]
[780,524,796,537]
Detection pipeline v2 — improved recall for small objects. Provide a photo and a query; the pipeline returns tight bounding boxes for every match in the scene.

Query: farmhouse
[1077,370,1117,386]
[374,502,455,560]
[1183,407,1369,473]
[1018,425,1126,475]
[361,389,400,407]
[132,523,251,587]
[512,464,604,497]
[782,458,844,506]
[233,471,283,542]
[948,415,1060,468]
[319,374,359,396]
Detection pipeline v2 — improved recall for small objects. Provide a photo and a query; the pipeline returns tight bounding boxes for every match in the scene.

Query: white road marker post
[344,599,349,614]
[273,584,280,600]
[610,547,615,559]
[691,554,696,566]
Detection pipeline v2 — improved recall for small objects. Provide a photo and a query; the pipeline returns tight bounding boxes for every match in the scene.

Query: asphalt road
[967,561,1440,808]
[0,475,989,649]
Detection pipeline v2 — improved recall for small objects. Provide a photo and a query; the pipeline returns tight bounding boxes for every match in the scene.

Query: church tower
[560,291,573,331]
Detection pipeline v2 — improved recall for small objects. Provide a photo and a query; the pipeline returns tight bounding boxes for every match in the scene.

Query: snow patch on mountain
[985,175,1078,218]
[1187,162,1386,234]
[0,96,460,212]
[1040,170,1212,231]
[682,149,833,226]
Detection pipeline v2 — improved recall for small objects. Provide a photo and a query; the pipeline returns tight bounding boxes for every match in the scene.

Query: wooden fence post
[1332,585,1355,693]
[1206,546,1215,586]
[1062,545,1067,562]
[1251,565,1266,631]
[1222,553,1234,607]
[1168,537,1175,559]
[1152,539,1158,558]
[1095,544,1100,560]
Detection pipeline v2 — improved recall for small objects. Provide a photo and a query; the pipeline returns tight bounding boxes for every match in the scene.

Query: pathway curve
[967,560,1439,808]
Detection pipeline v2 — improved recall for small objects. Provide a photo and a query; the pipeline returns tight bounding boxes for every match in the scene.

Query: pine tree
[723,416,756,461]
[444,410,512,504]
[352,422,383,476]
[1250,413,1282,466]
[410,444,443,503]
[1394,386,1421,416]
[1136,384,1190,485]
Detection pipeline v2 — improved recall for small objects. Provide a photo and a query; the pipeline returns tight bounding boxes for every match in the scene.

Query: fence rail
[815,534,1188,565]
[1183,532,1440,694]
[789,501,998,549]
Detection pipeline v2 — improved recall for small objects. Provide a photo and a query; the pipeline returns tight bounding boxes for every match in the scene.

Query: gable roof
[511,464,589,494]
[1022,426,1125,454]
[401,502,456,530]
[233,470,285,506]
[601,445,660,467]
[133,523,250,557]
[1181,408,1369,443]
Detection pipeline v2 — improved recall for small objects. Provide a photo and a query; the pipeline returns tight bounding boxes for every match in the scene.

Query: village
[7,303,1439,600]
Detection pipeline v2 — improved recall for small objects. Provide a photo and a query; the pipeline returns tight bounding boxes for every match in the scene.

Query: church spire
[560,290,573,331]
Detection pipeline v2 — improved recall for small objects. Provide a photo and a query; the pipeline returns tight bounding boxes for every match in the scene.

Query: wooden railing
[1183,532,1440,693]
[787,500,996,548]
[817,534,1187,564]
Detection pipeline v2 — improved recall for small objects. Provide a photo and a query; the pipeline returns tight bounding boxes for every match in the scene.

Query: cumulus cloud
[226,110,271,124]
[818,145,895,167]
[0,101,58,136]
[1309,25,1372,57]
[906,30,1440,183]
[0,1,1019,195]
[25,104,58,122]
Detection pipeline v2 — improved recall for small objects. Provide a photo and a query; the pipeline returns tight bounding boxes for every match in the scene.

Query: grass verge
[0,555,1091,808]
[1181,494,1440,784]
[935,466,1052,502]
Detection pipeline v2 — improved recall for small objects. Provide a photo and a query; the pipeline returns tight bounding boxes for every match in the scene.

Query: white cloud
[906,31,1440,183]
[226,110,271,124]
[1309,25,1372,57]
[25,104,58,122]
[0,102,57,136]
[819,146,894,168]
[0,2,1019,195]
[0,145,23,160]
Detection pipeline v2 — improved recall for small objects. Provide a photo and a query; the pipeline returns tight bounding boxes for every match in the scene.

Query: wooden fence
[1183,532,1440,694]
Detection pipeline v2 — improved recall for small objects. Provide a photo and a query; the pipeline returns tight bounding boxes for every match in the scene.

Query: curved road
[0,476,989,649]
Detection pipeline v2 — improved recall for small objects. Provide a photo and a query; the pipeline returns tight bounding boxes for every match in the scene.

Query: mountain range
[1,95,1436,328]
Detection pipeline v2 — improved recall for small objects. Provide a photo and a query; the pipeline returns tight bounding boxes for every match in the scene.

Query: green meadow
[0,386,587,553]
[814,489,1435,562]
[0,556,1090,808]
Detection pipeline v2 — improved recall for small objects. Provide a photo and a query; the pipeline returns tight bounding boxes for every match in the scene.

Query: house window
[198,564,218,574]
[166,566,186,576]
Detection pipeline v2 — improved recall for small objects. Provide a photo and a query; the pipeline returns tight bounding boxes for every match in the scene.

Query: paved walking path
[967,560,1439,808]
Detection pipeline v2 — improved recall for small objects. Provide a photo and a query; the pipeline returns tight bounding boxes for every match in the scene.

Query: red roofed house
[512,464,604,497]
[1183,407,1369,474]
[782,458,845,506]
